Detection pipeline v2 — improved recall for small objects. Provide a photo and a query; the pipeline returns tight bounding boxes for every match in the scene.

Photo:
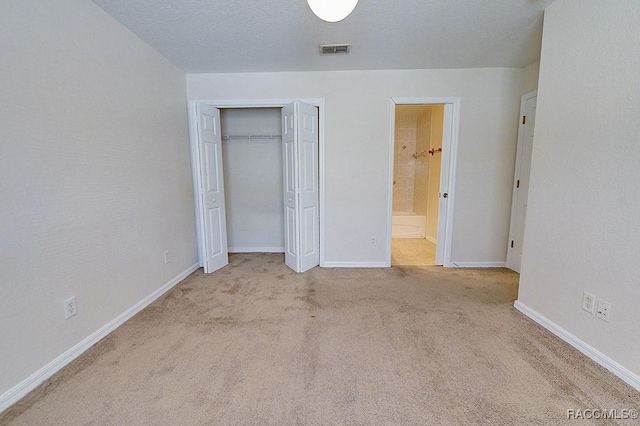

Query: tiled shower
[393,107,432,214]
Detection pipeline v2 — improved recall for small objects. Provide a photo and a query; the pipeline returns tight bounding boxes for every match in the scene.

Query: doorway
[387,98,460,267]
[391,105,444,266]
[190,99,324,274]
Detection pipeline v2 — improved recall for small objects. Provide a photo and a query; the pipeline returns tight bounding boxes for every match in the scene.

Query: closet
[220,108,284,253]
[193,101,320,274]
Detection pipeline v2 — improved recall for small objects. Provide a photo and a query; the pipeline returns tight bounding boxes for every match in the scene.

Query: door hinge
[511,240,514,248]
[516,179,520,188]
[522,116,526,125]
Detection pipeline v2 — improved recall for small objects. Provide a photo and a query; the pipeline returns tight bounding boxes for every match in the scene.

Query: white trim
[514,301,640,391]
[200,98,323,109]
[387,97,461,268]
[425,235,437,245]
[506,91,537,272]
[323,261,388,268]
[228,247,285,253]
[0,263,200,414]
[386,104,396,268]
[189,99,326,268]
[449,261,507,268]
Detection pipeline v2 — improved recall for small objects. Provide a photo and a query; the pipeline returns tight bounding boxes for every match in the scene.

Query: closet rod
[221,134,282,140]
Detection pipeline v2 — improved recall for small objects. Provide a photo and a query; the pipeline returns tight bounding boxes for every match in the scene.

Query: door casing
[189,99,325,269]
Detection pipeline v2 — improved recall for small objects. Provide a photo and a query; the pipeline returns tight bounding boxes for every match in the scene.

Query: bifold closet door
[507,93,537,273]
[282,102,320,273]
[195,103,229,273]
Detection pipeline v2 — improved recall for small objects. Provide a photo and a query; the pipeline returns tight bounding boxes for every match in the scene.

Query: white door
[507,92,537,272]
[282,102,320,273]
[435,105,449,265]
[196,103,229,273]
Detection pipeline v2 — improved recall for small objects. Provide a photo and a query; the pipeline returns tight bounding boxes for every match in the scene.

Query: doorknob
[288,198,292,202]
[442,193,448,198]
[212,198,216,203]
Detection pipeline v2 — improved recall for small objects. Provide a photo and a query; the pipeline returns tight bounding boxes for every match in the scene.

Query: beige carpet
[1,254,638,425]
[392,238,436,266]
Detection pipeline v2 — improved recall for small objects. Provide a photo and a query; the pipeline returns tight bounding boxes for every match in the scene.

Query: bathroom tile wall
[413,109,431,215]
[393,115,418,212]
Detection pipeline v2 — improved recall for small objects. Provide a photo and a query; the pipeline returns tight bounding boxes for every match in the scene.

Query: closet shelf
[222,134,282,140]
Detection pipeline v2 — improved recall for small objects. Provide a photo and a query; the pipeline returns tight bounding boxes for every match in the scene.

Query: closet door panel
[282,102,319,273]
[296,102,320,272]
[196,103,228,273]
[282,103,299,271]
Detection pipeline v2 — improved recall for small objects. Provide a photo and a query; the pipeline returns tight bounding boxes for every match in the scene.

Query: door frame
[189,98,326,268]
[386,97,461,267]
[506,90,537,271]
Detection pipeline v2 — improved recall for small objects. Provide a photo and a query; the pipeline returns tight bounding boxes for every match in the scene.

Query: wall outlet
[582,291,596,314]
[370,236,377,246]
[164,251,170,264]
[596,300,611,322]
[64,297,77,319]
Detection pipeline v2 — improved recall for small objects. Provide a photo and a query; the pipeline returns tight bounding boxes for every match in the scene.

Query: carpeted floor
[1,254,638,425]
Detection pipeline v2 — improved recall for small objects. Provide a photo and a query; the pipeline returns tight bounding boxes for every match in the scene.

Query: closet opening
[220,108,285,254]
[191,100,323,274]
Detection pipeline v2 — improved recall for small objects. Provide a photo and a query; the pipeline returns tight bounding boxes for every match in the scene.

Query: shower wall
[413,109,432,216]
[392,114,418,212]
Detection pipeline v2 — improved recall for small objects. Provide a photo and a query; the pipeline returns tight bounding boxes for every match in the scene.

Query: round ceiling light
[307,0,359,23]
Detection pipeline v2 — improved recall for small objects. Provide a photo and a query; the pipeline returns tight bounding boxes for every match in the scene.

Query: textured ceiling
[90,0,555,73]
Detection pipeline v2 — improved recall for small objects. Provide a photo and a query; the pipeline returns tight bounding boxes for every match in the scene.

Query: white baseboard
[425,235,437,245]
[228,247,285,253]
[322,261,388,268]
[514,301,640,392]
[0,263,200,414]
[449,261,507,268]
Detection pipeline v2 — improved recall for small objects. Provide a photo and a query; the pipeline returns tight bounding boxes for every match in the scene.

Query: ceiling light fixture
[307,0,359,23]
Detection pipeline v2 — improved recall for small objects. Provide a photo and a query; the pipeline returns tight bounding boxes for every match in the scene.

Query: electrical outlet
[370,236,376,246]
[582,291,596,314]
[64,297,77,319]
[164,251,170,264]
[596,300,611,322]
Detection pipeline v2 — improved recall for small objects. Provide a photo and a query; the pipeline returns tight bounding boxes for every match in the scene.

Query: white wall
[220,108,284,251]
[521,60,540,95]
[187,68,522,264]
[0,0,196,402]
[518,0,640,382]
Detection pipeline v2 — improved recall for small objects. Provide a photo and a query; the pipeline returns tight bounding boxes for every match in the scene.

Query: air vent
[319,44,351,55]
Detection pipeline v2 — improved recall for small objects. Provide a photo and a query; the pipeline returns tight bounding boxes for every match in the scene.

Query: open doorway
[387,97,460,267]
[220,108,284,254]
[391,105,445,266]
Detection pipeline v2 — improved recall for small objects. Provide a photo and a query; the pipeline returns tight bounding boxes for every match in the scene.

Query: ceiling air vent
[319,44,351,55]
